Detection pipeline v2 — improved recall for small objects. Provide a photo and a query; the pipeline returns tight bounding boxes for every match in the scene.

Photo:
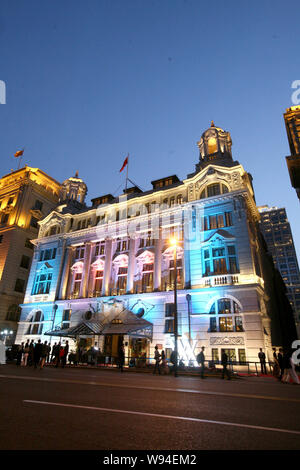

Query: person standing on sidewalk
[118,344,125,373]
[221,351,231,380]
[282,348,300,385]
[258,348,267,375]
[153,345,161,375]
[40,341,48,369]
[33,339,43,369]
[277,348,284,381]
[196,346,205,379]
[22,340,30,366]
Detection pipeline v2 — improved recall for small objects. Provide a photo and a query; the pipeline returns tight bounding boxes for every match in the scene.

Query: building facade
[16,124,276,364]
[258,205,300,338]
[284,105,300,200]
[0,166,61,343]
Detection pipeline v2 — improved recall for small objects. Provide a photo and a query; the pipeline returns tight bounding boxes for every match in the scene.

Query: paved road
[1,364,300,450]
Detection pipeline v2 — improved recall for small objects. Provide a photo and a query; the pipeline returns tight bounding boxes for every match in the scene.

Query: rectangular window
[2,213,9,224]
[225,212,232,226]
[0,235,3,243]
[164,319,174,333]
[75,246,85,259]
[30,216,39,228]
[165,303,175,317]
[219,317,234,332]
[25,238,33,249]
[209,215,217,230]
[20,255,31,269]
[212,348,219,362]
[238,349,246,364]
[32,272,52,295]
[34,200,43,211]
[217,214,225,228]
[94,270,103,295]
[213,257,227,274]
[15,278,25,293]
[73,273,82,296]
[235,316,244,332]
[210,317,217,332]
[221,349,236,363]
[207,184,220,197]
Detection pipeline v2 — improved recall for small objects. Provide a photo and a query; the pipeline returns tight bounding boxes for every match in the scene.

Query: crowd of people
[15,340,69,369]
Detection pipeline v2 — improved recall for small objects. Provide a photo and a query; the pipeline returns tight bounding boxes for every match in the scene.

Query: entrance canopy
[45,309,153,340]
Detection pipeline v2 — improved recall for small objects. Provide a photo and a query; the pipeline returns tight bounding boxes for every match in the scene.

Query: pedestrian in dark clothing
[221,351,231,380]
[50,343,57,363]
[33,340,43,369]
[46,343,51,363]
[153,345,161,375]
[16,343,24,366]
[40,341,48,369]
[55,343,62,367]
[258,348,267,375]
[196,346,205,379]
[277,348,284,381]
[118,344,125,372]
[272,348,280,378]
[28,340,35,366]
[61,341,69,368]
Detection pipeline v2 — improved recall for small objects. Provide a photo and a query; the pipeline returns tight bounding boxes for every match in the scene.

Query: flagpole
[17,154,23,170]
[125,154,129,192]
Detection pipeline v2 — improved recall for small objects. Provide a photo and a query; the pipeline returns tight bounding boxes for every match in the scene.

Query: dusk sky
[0,0,299,256]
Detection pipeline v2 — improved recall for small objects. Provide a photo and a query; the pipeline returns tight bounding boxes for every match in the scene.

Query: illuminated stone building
[284,106,300,200]
[0,166,61,342]
[16,123,279,364]
[258,205,300,338]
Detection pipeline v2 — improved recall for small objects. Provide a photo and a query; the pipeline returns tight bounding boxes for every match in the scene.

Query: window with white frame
[32,271,52,295]
[26,310,44,335]
[209,297,243,333]
[142,263,153,291]
[94,270,104,296]
[202,244,238,276]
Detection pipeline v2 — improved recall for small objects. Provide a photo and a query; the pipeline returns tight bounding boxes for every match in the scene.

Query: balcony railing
[203,275,239,287]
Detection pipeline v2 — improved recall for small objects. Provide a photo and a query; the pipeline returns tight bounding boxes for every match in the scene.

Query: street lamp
[0,330,14,346]
[170,237,178,377]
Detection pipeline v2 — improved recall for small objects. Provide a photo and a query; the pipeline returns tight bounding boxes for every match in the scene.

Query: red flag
[119,155,128,172]
[14,149,24,158]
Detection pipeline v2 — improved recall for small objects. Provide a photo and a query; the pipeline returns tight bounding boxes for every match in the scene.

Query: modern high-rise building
[15,123,297,365]
[258,205,300,338]
[0,166,61,343]
[284,105,300,200]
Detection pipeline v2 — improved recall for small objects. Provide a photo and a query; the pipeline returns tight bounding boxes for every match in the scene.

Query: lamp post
[170,238,178,377]
[0,329,14,346]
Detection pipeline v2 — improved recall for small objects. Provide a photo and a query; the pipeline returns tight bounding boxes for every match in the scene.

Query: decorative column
[60,246,74,300]
[103,239,112,296]
[126,238,136,293]
[81,242,92,298]
[154,228,162,291]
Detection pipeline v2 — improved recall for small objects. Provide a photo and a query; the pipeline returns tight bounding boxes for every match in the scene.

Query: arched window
[26,310,44,335]
[209,298,243,333]
[6,304,21,322]
[177,194,183,205]
[200,183,229,199]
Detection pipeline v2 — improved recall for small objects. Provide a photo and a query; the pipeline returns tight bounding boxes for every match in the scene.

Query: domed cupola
[59,171,88,204]
[195,121,234,171]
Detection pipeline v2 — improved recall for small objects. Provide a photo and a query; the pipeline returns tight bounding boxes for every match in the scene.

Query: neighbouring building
[0,166,61,343]
[258,205,300,338]
[15,123,295,366]
[284,105,300,200]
